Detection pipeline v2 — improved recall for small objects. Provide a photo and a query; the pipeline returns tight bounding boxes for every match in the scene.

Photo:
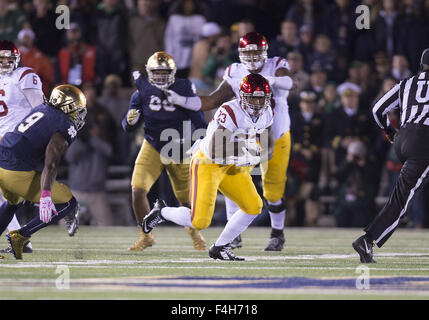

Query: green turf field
[1,225,429,300]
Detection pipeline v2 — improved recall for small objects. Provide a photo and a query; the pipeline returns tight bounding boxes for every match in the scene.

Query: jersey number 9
[18,112,44,133]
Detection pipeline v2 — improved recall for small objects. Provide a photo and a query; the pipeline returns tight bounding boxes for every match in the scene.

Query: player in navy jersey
[0,84,86,259]
[123,51,207,252]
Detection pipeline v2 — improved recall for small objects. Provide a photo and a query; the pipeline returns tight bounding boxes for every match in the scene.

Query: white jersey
[199,99,273,164]
[0,67,42,137]
[223,57,291,139]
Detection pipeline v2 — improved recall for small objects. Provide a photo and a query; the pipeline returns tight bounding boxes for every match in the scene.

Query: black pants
[365,124,429,247]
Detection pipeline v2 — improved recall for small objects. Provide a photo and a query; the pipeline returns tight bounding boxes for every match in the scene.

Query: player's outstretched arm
[165,80,235,112]
[264,67,295,91]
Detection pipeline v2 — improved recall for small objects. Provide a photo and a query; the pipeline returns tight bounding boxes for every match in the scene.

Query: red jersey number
[0,89,8,117]
[217,110,226,124]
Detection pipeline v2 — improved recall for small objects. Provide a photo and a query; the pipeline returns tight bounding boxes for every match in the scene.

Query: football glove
[39,191,57,223]
[163,90,202,111]
[233,146,261,167]
[126,109,140,126]
[164,89,187,106]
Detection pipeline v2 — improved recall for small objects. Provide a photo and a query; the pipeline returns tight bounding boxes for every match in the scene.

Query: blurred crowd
[2,0,429,228]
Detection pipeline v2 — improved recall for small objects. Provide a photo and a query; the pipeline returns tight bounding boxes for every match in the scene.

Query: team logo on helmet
[146,51,177,90]
[49,84,87,131]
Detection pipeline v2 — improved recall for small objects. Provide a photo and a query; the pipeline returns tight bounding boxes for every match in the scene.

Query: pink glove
[39,190,57,223]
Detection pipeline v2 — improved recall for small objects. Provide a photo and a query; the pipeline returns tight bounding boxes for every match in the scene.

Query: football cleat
[229,235,242,249]
[264,234,285,252]
[185,226,206,251]
[141,199,167,234]
[6,230,30,260]
[352,235,376,263]
[0,240,33,254]
[0,254,4,259]
[209,244,245,261]
[128,226,155,251]
[64,204,80,237]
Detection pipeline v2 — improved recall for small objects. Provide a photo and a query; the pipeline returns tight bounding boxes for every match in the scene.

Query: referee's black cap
[421,48,429,66]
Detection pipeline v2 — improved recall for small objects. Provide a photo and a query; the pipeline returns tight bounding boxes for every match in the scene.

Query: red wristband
[41,190,51,197]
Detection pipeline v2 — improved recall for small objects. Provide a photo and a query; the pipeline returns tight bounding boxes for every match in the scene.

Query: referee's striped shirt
[373,71,429,129]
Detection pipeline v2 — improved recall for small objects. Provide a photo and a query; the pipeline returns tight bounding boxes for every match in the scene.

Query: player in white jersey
[0,40,45,254]
[142,74,274,260]
[165,32,294,251]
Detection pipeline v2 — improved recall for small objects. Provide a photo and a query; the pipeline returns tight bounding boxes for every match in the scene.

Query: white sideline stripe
[3,265,429,272]
[376,164,429,244]
[2,252,429,268]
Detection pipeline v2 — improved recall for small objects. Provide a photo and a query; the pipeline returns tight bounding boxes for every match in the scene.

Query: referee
[353,48,429,263]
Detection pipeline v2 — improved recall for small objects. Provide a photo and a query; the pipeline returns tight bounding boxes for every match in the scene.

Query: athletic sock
[224,197,240,221]
[7,214,21,232]
[215,209,256,246]
[160,206,193,228]
[268,200,285,230]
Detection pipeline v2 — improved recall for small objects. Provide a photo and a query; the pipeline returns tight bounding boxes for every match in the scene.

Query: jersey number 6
[0,89,8,117]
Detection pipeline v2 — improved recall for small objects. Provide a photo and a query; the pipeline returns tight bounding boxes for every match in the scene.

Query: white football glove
[234,146,261,167]
[164,89,187,106]
[39,192,57,223]
[126,109,140,125]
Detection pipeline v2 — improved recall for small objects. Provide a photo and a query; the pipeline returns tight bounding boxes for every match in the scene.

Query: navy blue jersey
[0,103,77,172]
[122,75,206,153]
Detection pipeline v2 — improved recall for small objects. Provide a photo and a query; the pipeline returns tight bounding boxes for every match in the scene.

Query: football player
[142,74,274,261]
[0,40,45,254]
[0,84,86,259]
[165,32,294,251]
[123,51,207,252]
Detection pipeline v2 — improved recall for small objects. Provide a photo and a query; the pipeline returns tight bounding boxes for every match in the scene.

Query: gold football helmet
[146,51,176,89]
[49,84,87,130]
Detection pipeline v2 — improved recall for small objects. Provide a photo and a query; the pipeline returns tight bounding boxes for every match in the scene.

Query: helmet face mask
[49,85,87,130]
[0,41,20,75]
[146,52,176,90]
[239,74,272,122]
[238,33,268,71]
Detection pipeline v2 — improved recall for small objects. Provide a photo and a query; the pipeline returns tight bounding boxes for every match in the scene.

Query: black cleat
[209,244,244,261]
[264,234,285,251]
[229,235,242,249]
[353,235,376,263]
[64,204,80,237]
[141,199,167,234]
[0,240,33,254]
